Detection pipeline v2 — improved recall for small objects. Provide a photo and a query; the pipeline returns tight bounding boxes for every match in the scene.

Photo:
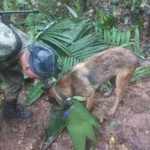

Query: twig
[40,132,46,150]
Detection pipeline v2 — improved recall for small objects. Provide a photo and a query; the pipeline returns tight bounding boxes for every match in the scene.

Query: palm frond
[38,19,138,77]
[58,56,81,76]
[103,27,132,48]
[69,34,100,53]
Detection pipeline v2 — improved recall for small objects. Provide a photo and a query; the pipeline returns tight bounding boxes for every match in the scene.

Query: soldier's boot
[3,100,32,119]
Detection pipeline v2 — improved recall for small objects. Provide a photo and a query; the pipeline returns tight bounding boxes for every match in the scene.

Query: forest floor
[0,5,150,150]
[1,76,150,150]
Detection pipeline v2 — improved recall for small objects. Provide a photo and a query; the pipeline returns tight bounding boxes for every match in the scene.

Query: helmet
[28,44,58,78]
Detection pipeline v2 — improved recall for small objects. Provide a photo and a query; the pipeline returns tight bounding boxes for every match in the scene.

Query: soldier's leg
[0,70,32,119]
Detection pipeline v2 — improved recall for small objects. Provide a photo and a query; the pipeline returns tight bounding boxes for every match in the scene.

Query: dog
[48,47,150,115]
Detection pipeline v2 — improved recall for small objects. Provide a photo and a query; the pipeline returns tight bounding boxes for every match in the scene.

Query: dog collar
[55,86,71,101]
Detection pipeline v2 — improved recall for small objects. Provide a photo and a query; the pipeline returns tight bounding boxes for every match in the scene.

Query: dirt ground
[0,76,150,150]
[0,7,150,150]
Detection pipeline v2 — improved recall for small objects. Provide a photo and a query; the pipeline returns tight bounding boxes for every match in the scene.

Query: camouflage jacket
[0,23,31,70]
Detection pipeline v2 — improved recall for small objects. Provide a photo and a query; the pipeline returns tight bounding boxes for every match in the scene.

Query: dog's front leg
[108,93,120,116]
[86,93,95,110]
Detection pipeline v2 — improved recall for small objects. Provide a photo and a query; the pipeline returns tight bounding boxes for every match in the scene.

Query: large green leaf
[67,100,99,150]
[25,81,43,106]
[67,110,86,150]
[45,100,98,150]
[45,106,67,149]
[71,100,99,129]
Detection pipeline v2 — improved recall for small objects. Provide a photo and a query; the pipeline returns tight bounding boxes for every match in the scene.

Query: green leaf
[61,56,74,74]
[104,29,107,41]
[121,32,125,45]
[106,30,111,43]
[0,100,4,109]
[0,80,5,90]
[134,26,142,55]
[67,100,98,150]
[75,1,81,11]
[140,0,146,8]
[67,110,86,150]
[69,34,99,53]
[116,30,121,45]
[73,44,109,59]
[131,68,150,82]
[17,0,26,4]
[112,27,117,44]
[120,42,134,48]
[135,26,139,47]
[125,29,131,43]
[3,0,9,10]
[25,81,43,106]
[73,96,86,101]
[66,5,78,18]
[71,100,99,129]
[38,19,110,78]
[45,106,67,149]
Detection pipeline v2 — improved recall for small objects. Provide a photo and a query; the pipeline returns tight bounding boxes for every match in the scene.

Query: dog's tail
[136,54,150,68]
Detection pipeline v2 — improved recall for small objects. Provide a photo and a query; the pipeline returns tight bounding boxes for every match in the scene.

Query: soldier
[0,20,57,119]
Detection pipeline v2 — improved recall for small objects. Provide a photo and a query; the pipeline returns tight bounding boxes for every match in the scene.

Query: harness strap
[55,86,68,101]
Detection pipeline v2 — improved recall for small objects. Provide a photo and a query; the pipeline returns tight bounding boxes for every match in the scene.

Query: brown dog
[48,47,150,115]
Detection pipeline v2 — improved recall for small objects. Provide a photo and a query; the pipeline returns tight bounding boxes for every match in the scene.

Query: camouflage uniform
[0,19,57,119]
[0,20,31,118]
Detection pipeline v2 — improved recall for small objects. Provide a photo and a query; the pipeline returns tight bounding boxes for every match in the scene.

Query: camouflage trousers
[0,70,24,103]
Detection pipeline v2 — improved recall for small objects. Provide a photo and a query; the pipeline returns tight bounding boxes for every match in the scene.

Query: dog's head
[48,83,68,107]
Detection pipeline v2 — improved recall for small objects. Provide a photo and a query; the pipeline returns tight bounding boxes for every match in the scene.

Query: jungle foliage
[0,0,149,150]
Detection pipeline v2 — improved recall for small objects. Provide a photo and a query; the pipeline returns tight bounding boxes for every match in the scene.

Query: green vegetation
[1,0,149,149]
[45,98,99,150]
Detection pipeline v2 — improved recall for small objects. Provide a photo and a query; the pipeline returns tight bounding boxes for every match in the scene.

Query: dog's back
[70,47,138,91]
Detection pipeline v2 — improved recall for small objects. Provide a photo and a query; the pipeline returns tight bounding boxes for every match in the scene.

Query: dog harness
[55,85,71,102]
